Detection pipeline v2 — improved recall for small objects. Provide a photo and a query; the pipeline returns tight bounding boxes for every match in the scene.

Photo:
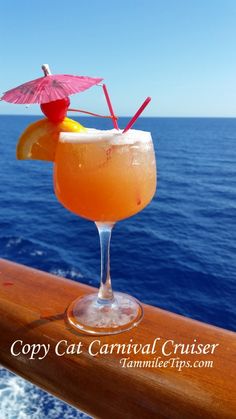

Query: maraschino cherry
[41,97,70,123]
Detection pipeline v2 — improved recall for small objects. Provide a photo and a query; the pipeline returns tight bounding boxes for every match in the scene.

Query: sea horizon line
[0,114,236,119]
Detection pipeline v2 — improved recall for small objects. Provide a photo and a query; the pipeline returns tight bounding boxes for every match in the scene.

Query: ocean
[0,116,235,418]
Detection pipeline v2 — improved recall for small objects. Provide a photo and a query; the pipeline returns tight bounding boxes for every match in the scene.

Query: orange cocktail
[54,129,156,222]
[53,128,157,335]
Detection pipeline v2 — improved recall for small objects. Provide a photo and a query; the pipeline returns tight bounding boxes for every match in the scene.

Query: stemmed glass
[53,128,156,335]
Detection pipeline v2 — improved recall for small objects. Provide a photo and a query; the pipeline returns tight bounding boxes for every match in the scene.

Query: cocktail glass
[53,128,156,335]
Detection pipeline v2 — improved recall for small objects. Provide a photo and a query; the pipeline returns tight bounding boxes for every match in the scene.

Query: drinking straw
[102,84,119,129]
[122,97,151,133]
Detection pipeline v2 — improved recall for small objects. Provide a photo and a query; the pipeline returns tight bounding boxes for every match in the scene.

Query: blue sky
[0,0,235,116]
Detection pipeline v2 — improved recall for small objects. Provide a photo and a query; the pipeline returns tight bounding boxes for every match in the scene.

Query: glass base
[67,292,143,335]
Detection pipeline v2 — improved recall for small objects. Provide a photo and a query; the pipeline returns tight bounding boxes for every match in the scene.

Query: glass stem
[95,222,115,304]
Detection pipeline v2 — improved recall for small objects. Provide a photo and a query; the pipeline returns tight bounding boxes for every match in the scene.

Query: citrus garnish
[16,117,86,161]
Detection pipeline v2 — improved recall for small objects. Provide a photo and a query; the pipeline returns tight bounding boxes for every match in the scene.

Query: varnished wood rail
[0,258,235,418]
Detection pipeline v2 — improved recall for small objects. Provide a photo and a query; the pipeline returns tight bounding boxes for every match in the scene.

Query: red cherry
[40,97,70,123]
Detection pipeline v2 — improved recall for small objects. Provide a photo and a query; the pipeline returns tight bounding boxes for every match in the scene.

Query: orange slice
[16,117,87,161]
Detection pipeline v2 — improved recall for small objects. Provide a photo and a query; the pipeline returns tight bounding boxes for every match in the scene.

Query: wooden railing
[0,258,235,418]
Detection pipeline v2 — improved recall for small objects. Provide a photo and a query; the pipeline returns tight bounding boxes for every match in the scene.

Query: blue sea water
[0,115,236,418]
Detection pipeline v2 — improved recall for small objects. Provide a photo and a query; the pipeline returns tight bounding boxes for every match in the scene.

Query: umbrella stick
[68,108,115,119]
[42,64,52,76]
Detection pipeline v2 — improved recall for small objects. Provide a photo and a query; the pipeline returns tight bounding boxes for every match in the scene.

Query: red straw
[102,84,119,130]
[122,97,151,133]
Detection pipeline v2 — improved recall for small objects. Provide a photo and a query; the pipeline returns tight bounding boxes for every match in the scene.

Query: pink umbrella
[1,64,103,104]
